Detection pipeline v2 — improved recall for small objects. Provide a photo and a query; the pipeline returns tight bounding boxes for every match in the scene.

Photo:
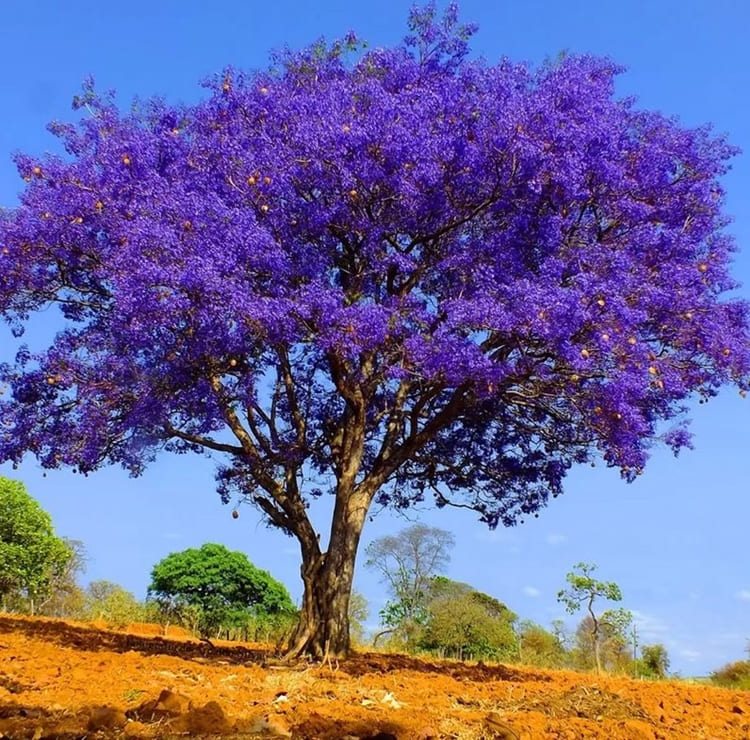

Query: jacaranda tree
[0,4,748,657]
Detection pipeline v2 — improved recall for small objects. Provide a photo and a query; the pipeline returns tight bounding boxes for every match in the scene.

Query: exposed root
[281,623,315,662]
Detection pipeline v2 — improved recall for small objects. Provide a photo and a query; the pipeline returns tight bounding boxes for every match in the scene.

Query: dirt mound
[516,685,650,721]
[0,614,748,738]
[340,651,550,683]
[0,614,268,665]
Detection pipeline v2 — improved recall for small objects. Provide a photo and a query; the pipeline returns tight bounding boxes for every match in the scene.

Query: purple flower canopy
[0,4,748,529]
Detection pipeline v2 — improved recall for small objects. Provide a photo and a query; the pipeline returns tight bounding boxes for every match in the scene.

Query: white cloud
[546,533,567,546]
[735,589,750,602]
[679,649,701,662]
[631,609,669,641]
[523,586,541,598]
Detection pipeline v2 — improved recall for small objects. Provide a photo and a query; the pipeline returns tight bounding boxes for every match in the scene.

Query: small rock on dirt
[123,720,151,738]
[172,700,232,734]
[155,688,192,716]
[88,705,128,731]
[130,688,192,721]
[380,692,402,709]
[248,713,293,737]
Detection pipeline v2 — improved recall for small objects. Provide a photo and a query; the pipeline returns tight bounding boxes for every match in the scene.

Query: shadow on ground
[0,615,546,684]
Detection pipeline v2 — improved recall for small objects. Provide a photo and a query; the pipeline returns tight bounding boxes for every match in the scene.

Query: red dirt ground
[0,614,747,738]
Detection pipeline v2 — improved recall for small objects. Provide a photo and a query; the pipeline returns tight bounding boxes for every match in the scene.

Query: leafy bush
[518,621,568,668]
[148,543,295,639]
[639,643,670,679]
[0,477,77,615]
[84,580,147,629]
[710,660,750,689]
[418,577,518,661]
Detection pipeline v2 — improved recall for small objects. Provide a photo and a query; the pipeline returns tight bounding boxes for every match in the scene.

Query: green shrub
[518,621,568,668]
[148,543,295,639]
[84,580,146,629]
[710,660,750,689]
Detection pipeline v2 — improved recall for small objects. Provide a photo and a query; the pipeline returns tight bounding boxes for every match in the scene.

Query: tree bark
[588,596,601,674]
[286,489,369,659]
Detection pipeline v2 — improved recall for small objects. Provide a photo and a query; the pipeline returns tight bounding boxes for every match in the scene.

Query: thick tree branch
[163,424,245,456]
[276,346,306,447]
[362,384,471,495]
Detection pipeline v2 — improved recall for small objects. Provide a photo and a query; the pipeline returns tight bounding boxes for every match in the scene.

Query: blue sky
[1,0,748,675]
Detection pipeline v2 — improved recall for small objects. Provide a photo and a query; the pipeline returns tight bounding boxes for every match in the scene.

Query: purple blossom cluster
[0,3,748,529]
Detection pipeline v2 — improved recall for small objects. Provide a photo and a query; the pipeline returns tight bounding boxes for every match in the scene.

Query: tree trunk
[591,611,602,674]
[286,490,368,659]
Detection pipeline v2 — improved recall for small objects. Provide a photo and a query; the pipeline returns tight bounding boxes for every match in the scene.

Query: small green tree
[640,643,670,679]
[36,539,87,618]
[348,591,370,647]
[365,524,455,650]
[551,619,571,651]
[419,577,517,661]
[0,477,72,614]
[518,621,568,668]
[571,608,634,673]
[84,580,146,628]
[557,562,623,674]
[148,543,295,639]
[599,608,633,673]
